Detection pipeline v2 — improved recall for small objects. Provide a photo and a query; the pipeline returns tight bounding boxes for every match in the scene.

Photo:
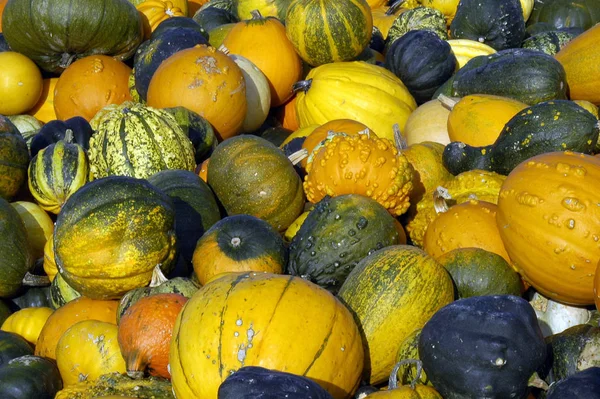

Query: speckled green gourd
[386,6,448,52]
[287,194,400,293]
[545,324,600,384]
[50,273,81,309]
[522,30,577,55]
[0,116,29,201]
[88,103,196,180]
[395,329,431,386]
[443,100,600,176]
[54,372,173,399]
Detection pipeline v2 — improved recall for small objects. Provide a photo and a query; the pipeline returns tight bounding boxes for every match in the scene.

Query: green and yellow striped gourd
[285,0,373,66]
[88,103,196,180]
[27,133,89,214]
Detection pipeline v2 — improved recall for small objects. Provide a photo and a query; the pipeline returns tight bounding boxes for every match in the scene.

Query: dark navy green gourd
[0,331,33,366]
[527,0,600,31]
[163,107,218,163]
[192,6,239,33]
[521,30,577,55]
[30,117,93,158]
[151,16,208,39]
[287,194,400,293]
[443,100,599,176]
[10,287,52,310]
[0,34,10,52]
[0,355,62,399]
[546,367,600,399]
[450,0,526,50]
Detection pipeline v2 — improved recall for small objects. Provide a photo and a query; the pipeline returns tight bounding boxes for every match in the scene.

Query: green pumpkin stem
[389,359,424,390]
[22,271,50,287]
[149,264,168,288]
[386,0,407,16]
[59,52,77,69]
[437,93,458,111]
[292,79,313,94]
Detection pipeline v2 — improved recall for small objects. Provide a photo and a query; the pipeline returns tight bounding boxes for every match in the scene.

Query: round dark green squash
[0,301,11,325]
[0,34,10,52]
[419,295,547,399]
[369,26,385,54]
[116,264,199,323]
[192,6,239,33]
[10,286,52,310]
[49,273,80,310]
[384,29,457,105]
[450,0,526,51]
[260,126,293,147]
[147,169,221,266]
[436,248,522,299]
[0,355,62,399]
[0,197,31,299]
[1,0,143,73]
[218,366,334,399]
[288,194,400,293]
[163,107,217,164]
[521,30,578,55]
[0,115,30,201]
[29,117,93,158]
[386,6,448,51]
[0,331,33,366]
[207,135,305,232]
[546,367,600,399]
[151,16,208,39]
[527,0,600,31]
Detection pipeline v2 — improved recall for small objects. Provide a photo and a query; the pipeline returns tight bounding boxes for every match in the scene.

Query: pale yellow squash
[1,307,53,345]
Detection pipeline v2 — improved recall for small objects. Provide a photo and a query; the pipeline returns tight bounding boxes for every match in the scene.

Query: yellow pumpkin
[403,99,451,146]
[440,94,529,147]
[1,307,53,345]
[136,0,186,39]
[56,320,126,386]
[446,39,496,69]
[11,201,54,261]
[295,61,417,143]
[0,51,43,115]
[497,151,600,306]
[43,232,58,282]
[283,210,310,241]
[365,360,442,398]
[170,272,364,399]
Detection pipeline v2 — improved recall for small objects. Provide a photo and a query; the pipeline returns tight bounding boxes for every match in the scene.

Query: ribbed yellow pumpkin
[170,272,364,399]
[285,0,373,66]
[338,245,454,385]
[1,307,53,345]
[294,61,416,142]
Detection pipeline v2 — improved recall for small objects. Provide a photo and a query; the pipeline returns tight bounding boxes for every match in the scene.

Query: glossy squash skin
[0,330,33,365]
[1,0,143,73]
[0,197,31,298]
[170,272,364,399]
[0,355,62,399]
[53,176,177,300]
[337,245,454,385]
[497,151,600,306]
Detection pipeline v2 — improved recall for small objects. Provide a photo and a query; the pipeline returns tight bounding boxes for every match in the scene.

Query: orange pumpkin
[53,55,133,121]
[118,293,187,379]
[27,78,58,123]
[423,198,511,263]
[222,10,303,107]
[35,297,119,360]
[0,0,6,32]
[275,95,300,131]
[497,151,600,305]
[188,0,207,16]
[137,0,186,39]
[147,45,247,141]
[196,158,209,182]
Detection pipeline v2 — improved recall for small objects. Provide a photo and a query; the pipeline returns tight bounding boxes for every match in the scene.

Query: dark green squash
[525,22,584,36]
[49,273,81,309]
[386,6,448,51]
[133,27,208,102]
[0,197,32,298]
[527,0,600,31]
[0,115,30,201]
[450,0,526,51]
[544,324,600,384]
[0,331,33,366]
[436,248,522,298]
[369,26,385,54]
[260,126,293,147]
[438,48,568,105]
[546,367,600,399]
[384,29,457,105]
[163,107,217,163]
[0,34,10,52]
[442,100,600,176]
[147,169,221,266]
[521,30,578,55]
[288,194,400,293]
[198,0,235,13]
[116,264,199,323]
[1,0,143,73]
[151,16,208,39]
[419,295,547,399]
[10,286,52,309]
[192,5,239,33]
[218,366,334,399]
[0,355,62,399]
[0,302,11,325]
[29,117,93,158]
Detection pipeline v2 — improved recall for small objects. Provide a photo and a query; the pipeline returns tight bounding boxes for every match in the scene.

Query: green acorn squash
[207,135,305,232]
[0,197,31,298]
[442,100,600,176]
[521,30,577,55]
[163,106,217,163]
[49,273,81,309]
[338,245,454,385]
[0,115,29,201]
[192,6,239,33]
[0,355,62,399]
[54,176,177,300]
[384,30,456,105]
[288,194,400,293]
[386,6,448,51]
[10,286,52,309]
[2,0,143,74]
[0,302,11,325]
[438,48,567,105]
[546,367,600,399]
[419,295,546,399]
[0,331,33,366]
[151,16,208,39]
[527,0,600,31]
[88,103,196,180]
[450,0,526,51]
[29,117,93,158]
[147,169,221,267]
[436,248,522,298]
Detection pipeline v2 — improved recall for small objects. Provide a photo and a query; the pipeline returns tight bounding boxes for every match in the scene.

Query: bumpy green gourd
[386,7,448,51]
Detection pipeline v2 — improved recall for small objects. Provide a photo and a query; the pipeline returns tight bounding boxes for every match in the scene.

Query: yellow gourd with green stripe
[27,134,89,214]
[285,0,373,66]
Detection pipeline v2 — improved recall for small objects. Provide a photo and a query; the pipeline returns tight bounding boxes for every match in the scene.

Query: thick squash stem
[528,372,549,390]
[433,186,452,214]
[149,264,168,287]
[389,359,424,390]
[393,123,408,150]
[386,0,407,15]
[59,52,77,69]
[64,129,74,143]
[292,79,313,94]
[22,271,50,287]
[250,9,264,19]
[127,370,145,380]
[218,44,230,55]
[437,93,458,111]
[287,149,308,165]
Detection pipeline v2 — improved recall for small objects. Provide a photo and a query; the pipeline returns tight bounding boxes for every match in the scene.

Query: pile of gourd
[1,0,600,397]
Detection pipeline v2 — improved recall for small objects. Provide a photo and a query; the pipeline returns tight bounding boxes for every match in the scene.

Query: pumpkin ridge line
[302,299,338,377]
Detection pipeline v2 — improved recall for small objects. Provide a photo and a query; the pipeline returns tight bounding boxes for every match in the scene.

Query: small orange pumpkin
[53,55,133,121]
[118,293,187,379]
[136,0,186,39]
[222,10,303,106]
[275,95,300,131]
[196,158,209,182]
[147,45,247,141]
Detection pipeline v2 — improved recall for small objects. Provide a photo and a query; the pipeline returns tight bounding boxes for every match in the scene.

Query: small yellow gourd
[1,307,53,345]
[365,360,443,398]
